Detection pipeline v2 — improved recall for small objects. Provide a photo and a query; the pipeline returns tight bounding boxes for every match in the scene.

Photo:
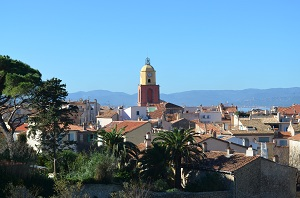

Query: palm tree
[139,142,173,182]
[153,128,206,189]
[98,126,139,169]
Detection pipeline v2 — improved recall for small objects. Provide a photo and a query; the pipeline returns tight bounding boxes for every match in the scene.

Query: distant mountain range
[67,87,300,108]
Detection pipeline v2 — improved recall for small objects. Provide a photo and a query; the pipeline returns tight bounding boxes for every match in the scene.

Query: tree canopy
[29,78,77,175]
[0,55,42,159]
[153,128,206,189]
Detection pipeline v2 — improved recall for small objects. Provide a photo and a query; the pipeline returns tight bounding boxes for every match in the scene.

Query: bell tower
[138,57,160,106]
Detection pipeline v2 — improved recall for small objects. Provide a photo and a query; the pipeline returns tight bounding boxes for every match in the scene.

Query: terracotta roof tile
[276,132,292,139]
[278,104,300,115]
[15,123,28,132]
[288,133,300,141]
[199,151,259,172]
[196,123,223,134]
[104,121,149,134]
[96,110,117,118]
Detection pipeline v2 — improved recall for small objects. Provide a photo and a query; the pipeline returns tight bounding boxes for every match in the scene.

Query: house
[96,109,118,128]
[231,116,274,143]
[288,134,300,170]
[66,124,97,152]
[288,122,300,136]
[27,124,97,153]
[103,121,152,145]
[119,106,148,121]
[65,99,100,126]
[278,104,300,117]
[195,122,223,135]
[170,118,195,130]
[273,131,291,146]
[183,151,297,197]
[148,102,183,121]
[195,136,251,154]
[14,123,28,141]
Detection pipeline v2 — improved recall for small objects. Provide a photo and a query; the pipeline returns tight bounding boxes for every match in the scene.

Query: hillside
[67,87,300,108]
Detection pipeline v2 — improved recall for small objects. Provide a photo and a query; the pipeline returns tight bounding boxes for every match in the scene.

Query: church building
[137,58,160,106]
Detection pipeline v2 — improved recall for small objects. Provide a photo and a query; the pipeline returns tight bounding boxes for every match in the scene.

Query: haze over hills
[67,87,300,108]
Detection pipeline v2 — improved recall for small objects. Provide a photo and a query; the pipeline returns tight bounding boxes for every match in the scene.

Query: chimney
[145,132,152,149]
[211,130,217,138]
[227,146,234,155]
[202,142,208,152]
[83,123,86,130]
[273,155,279,163]
[246,145,254,156]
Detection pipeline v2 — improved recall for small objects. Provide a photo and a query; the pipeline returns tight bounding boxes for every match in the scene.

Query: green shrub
[51,179,90,198]
[66,152,117,184]
[184,172,231,192]
[152,179,170,192]
[111,181,150,198]
[113,169,131,183]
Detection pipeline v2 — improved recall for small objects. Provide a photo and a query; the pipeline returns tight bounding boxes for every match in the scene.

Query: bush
[66,152,117,184]
[51,179,90,198]
[111,181,150,198]
[0,163,54,198]
[184,172,231,192]
[113,169,131,183]
[152,179,170,192]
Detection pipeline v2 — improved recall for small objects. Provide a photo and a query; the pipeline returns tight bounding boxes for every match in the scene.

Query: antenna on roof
[145,57,150,65]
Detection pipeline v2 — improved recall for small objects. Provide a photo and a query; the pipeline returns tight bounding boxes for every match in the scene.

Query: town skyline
[1,1,299,94]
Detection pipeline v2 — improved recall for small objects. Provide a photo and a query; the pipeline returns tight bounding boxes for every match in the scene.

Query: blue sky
[1,1,299,94]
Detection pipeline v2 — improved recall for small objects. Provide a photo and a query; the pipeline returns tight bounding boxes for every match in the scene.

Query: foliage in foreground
[66,152,118,184]
[111,181,151,198]
[184,172,231,192]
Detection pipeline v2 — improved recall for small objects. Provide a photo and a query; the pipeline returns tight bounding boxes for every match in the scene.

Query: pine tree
[29,78,77,175]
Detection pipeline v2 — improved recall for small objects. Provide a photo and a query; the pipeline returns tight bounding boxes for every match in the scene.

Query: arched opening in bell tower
[147,88,153,103]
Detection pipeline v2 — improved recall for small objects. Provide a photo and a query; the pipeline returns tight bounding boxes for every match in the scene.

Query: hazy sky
[1,1,299,94]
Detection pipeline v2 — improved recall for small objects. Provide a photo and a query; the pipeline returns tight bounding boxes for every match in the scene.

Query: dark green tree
[28,78,77,176]
[0,55,42,159]
[139,142,173,182]
[153,128,206,189]
[98,126,139,169]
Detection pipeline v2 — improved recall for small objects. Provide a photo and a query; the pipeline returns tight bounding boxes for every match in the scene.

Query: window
[136,111,140,116]
[279,140,287,146]
[258,137,270,142]
[80,134,83,142]
[68,133,75,141]
[148,79,151,83]
[202,115,210,119]
[87,134,95,142]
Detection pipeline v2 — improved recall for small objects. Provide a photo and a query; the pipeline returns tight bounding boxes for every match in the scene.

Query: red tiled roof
[278,104,300,115]
[276,131,292,139]
[196,123,222,134]
[194,134,213,143]
[288,133,300,141]
[200,151,259,172]
[104,121,149,134]
[96,110,117,118]
[15,123,28,132]
[67,124,97,132]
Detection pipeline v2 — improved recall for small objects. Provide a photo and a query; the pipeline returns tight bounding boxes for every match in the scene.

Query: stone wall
[149,191,232,198]
[260,158,297,198]
[81,184,232,198]
[235,158,261,198]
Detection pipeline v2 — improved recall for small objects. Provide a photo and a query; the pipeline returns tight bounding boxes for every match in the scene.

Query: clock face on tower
[147,73,152,77]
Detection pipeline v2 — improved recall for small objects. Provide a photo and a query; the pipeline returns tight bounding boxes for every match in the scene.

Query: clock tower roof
[141,65,155,72]
[141,57,155,72]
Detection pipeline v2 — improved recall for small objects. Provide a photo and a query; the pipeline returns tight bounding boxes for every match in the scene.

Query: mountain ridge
[67,87,300,108]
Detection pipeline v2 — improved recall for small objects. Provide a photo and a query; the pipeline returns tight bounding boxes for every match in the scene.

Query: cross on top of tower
[145,57,150,65]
